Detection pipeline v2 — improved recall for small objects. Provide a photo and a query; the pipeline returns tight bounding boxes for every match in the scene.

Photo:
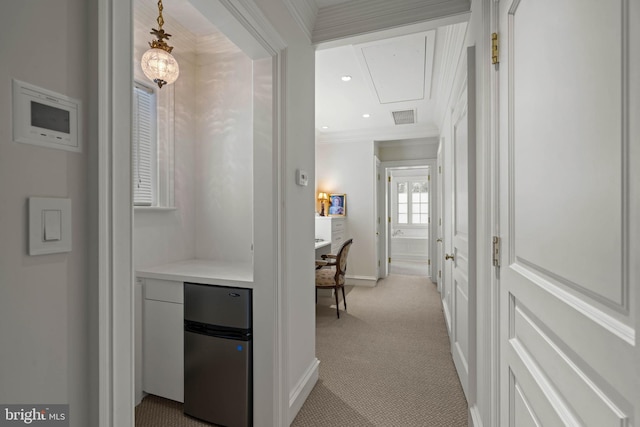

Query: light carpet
[292,274,467,426]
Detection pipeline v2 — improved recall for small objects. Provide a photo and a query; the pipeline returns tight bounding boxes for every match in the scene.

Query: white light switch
[29,197,72,255]
[43,209,62,241]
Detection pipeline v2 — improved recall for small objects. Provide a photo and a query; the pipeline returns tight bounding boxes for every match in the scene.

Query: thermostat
[12,79,82,152]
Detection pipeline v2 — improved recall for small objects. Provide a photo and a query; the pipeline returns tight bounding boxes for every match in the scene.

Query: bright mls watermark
[0,405,68,426]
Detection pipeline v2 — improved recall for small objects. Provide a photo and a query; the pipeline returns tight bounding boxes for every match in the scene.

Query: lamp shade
[318,192,329,201]
[141,48,180,88]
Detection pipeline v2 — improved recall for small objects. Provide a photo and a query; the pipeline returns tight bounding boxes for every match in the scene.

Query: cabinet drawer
[332,232,345,249]
[331,219,345,232]
[143,278,183,304]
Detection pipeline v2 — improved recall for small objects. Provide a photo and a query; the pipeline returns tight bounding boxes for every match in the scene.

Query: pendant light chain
[156,0,164,30]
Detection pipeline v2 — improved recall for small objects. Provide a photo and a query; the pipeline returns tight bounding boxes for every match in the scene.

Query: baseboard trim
[346,275,378,287]
[469,404,483,427]
[288,358,320,424]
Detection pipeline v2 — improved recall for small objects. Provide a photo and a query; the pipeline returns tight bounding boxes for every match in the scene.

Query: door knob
[436,238,442,243]
[445,253,455,261]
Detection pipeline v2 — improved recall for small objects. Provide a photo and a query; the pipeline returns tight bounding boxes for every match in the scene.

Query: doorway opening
[387,165,431,277]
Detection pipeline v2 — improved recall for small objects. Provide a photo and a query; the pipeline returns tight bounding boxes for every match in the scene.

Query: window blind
[133,84,156,206]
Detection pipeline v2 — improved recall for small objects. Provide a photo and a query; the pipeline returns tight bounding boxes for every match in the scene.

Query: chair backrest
[335,239,353,279]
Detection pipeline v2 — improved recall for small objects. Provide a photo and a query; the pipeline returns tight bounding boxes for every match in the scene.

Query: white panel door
[498,0,640,425]
[376,157,386,278]
[448,47,476,400]
[436,142,444,293]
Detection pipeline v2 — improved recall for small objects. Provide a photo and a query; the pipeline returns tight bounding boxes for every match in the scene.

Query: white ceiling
[315,30,438,136]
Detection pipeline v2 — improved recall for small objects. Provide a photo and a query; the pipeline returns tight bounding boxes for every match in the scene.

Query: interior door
[447,47,476,399]
[436,141,444,292]
[375,157,386,278]
[498,0,640,425]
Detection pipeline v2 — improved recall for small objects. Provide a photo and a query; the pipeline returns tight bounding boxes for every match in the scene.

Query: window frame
[132,81,158,206]
[132,80,175,209]
[392,177,429,228]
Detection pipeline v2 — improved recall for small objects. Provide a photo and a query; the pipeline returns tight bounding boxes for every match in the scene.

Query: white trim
[346,276,378,287]
[316,124,440,144]
[313,0,470,47]
[469,404,484,427]
[275,49,288,427]
[134,207,177,212]
[434,22,468,129]
[282,0,317,41]
[98,0,134,426]
[288,358,320,424]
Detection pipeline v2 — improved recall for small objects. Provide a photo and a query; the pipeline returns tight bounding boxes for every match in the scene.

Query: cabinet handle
[445,253,455,261]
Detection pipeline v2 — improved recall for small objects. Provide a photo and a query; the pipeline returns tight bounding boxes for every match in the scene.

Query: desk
[315,240,331,258]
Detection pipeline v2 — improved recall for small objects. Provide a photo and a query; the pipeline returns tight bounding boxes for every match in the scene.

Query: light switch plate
[29,197,72,255]
[296,169,308,186]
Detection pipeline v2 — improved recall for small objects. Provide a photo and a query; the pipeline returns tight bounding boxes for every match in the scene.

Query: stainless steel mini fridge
[184,283,253,427]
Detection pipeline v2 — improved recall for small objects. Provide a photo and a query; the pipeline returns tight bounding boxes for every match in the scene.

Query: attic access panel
[356,32,435,104]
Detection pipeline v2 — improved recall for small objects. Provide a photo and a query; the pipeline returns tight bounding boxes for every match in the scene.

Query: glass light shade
[141,48,179,87]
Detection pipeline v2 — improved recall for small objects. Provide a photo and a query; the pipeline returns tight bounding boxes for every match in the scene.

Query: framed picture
[328,193,346,216]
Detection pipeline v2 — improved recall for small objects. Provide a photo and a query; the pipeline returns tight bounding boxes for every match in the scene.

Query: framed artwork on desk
[328,193,346,216]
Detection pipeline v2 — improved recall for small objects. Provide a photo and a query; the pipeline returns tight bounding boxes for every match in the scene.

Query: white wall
[250,0,318,420]
[195,36,253,263]
[377,138,439,161]
[0,1,92,425]
[133,3,197,269]
[316,140,377,282]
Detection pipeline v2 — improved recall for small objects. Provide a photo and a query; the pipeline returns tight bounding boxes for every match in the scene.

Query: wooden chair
[315,238,353,318]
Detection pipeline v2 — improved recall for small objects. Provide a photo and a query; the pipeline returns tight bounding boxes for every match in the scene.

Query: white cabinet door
[143,296,184,402]
[498,0,640,424]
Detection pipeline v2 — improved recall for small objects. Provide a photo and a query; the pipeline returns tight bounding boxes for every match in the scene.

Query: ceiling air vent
[392,109,415,125]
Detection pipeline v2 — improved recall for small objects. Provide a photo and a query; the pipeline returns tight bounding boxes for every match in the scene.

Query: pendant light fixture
[141,0,179,88]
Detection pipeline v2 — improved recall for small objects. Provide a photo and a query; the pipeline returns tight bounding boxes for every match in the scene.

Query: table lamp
[318,192,329,216]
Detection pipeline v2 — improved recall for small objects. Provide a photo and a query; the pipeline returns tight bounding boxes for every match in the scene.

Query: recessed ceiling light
[362,114,371,118]
[341,75,352,82]
[321,126,329,129]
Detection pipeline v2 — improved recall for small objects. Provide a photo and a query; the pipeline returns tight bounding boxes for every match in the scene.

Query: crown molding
[282,0,318,41]
[312,0,470,47]
[316,123,440,144]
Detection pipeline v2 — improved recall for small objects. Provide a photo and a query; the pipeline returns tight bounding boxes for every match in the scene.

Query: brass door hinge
[388,257,391,263]
[492,236,501,267]
[428,175,431,181]
[438,270,442,278]
[492,33,499,65]
[439,166,442,174]
[388,176,391,182]
[378,260,381,267]
[428,259,431,266]
[388,217,391,223]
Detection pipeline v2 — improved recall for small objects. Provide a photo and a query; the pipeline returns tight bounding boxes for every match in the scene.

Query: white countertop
[315,240,331,250]
[136,259,253,287]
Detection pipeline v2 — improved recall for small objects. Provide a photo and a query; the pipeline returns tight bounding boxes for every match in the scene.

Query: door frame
[380,159,437,282]
[375,156,387,279]
[97,1,289,425]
